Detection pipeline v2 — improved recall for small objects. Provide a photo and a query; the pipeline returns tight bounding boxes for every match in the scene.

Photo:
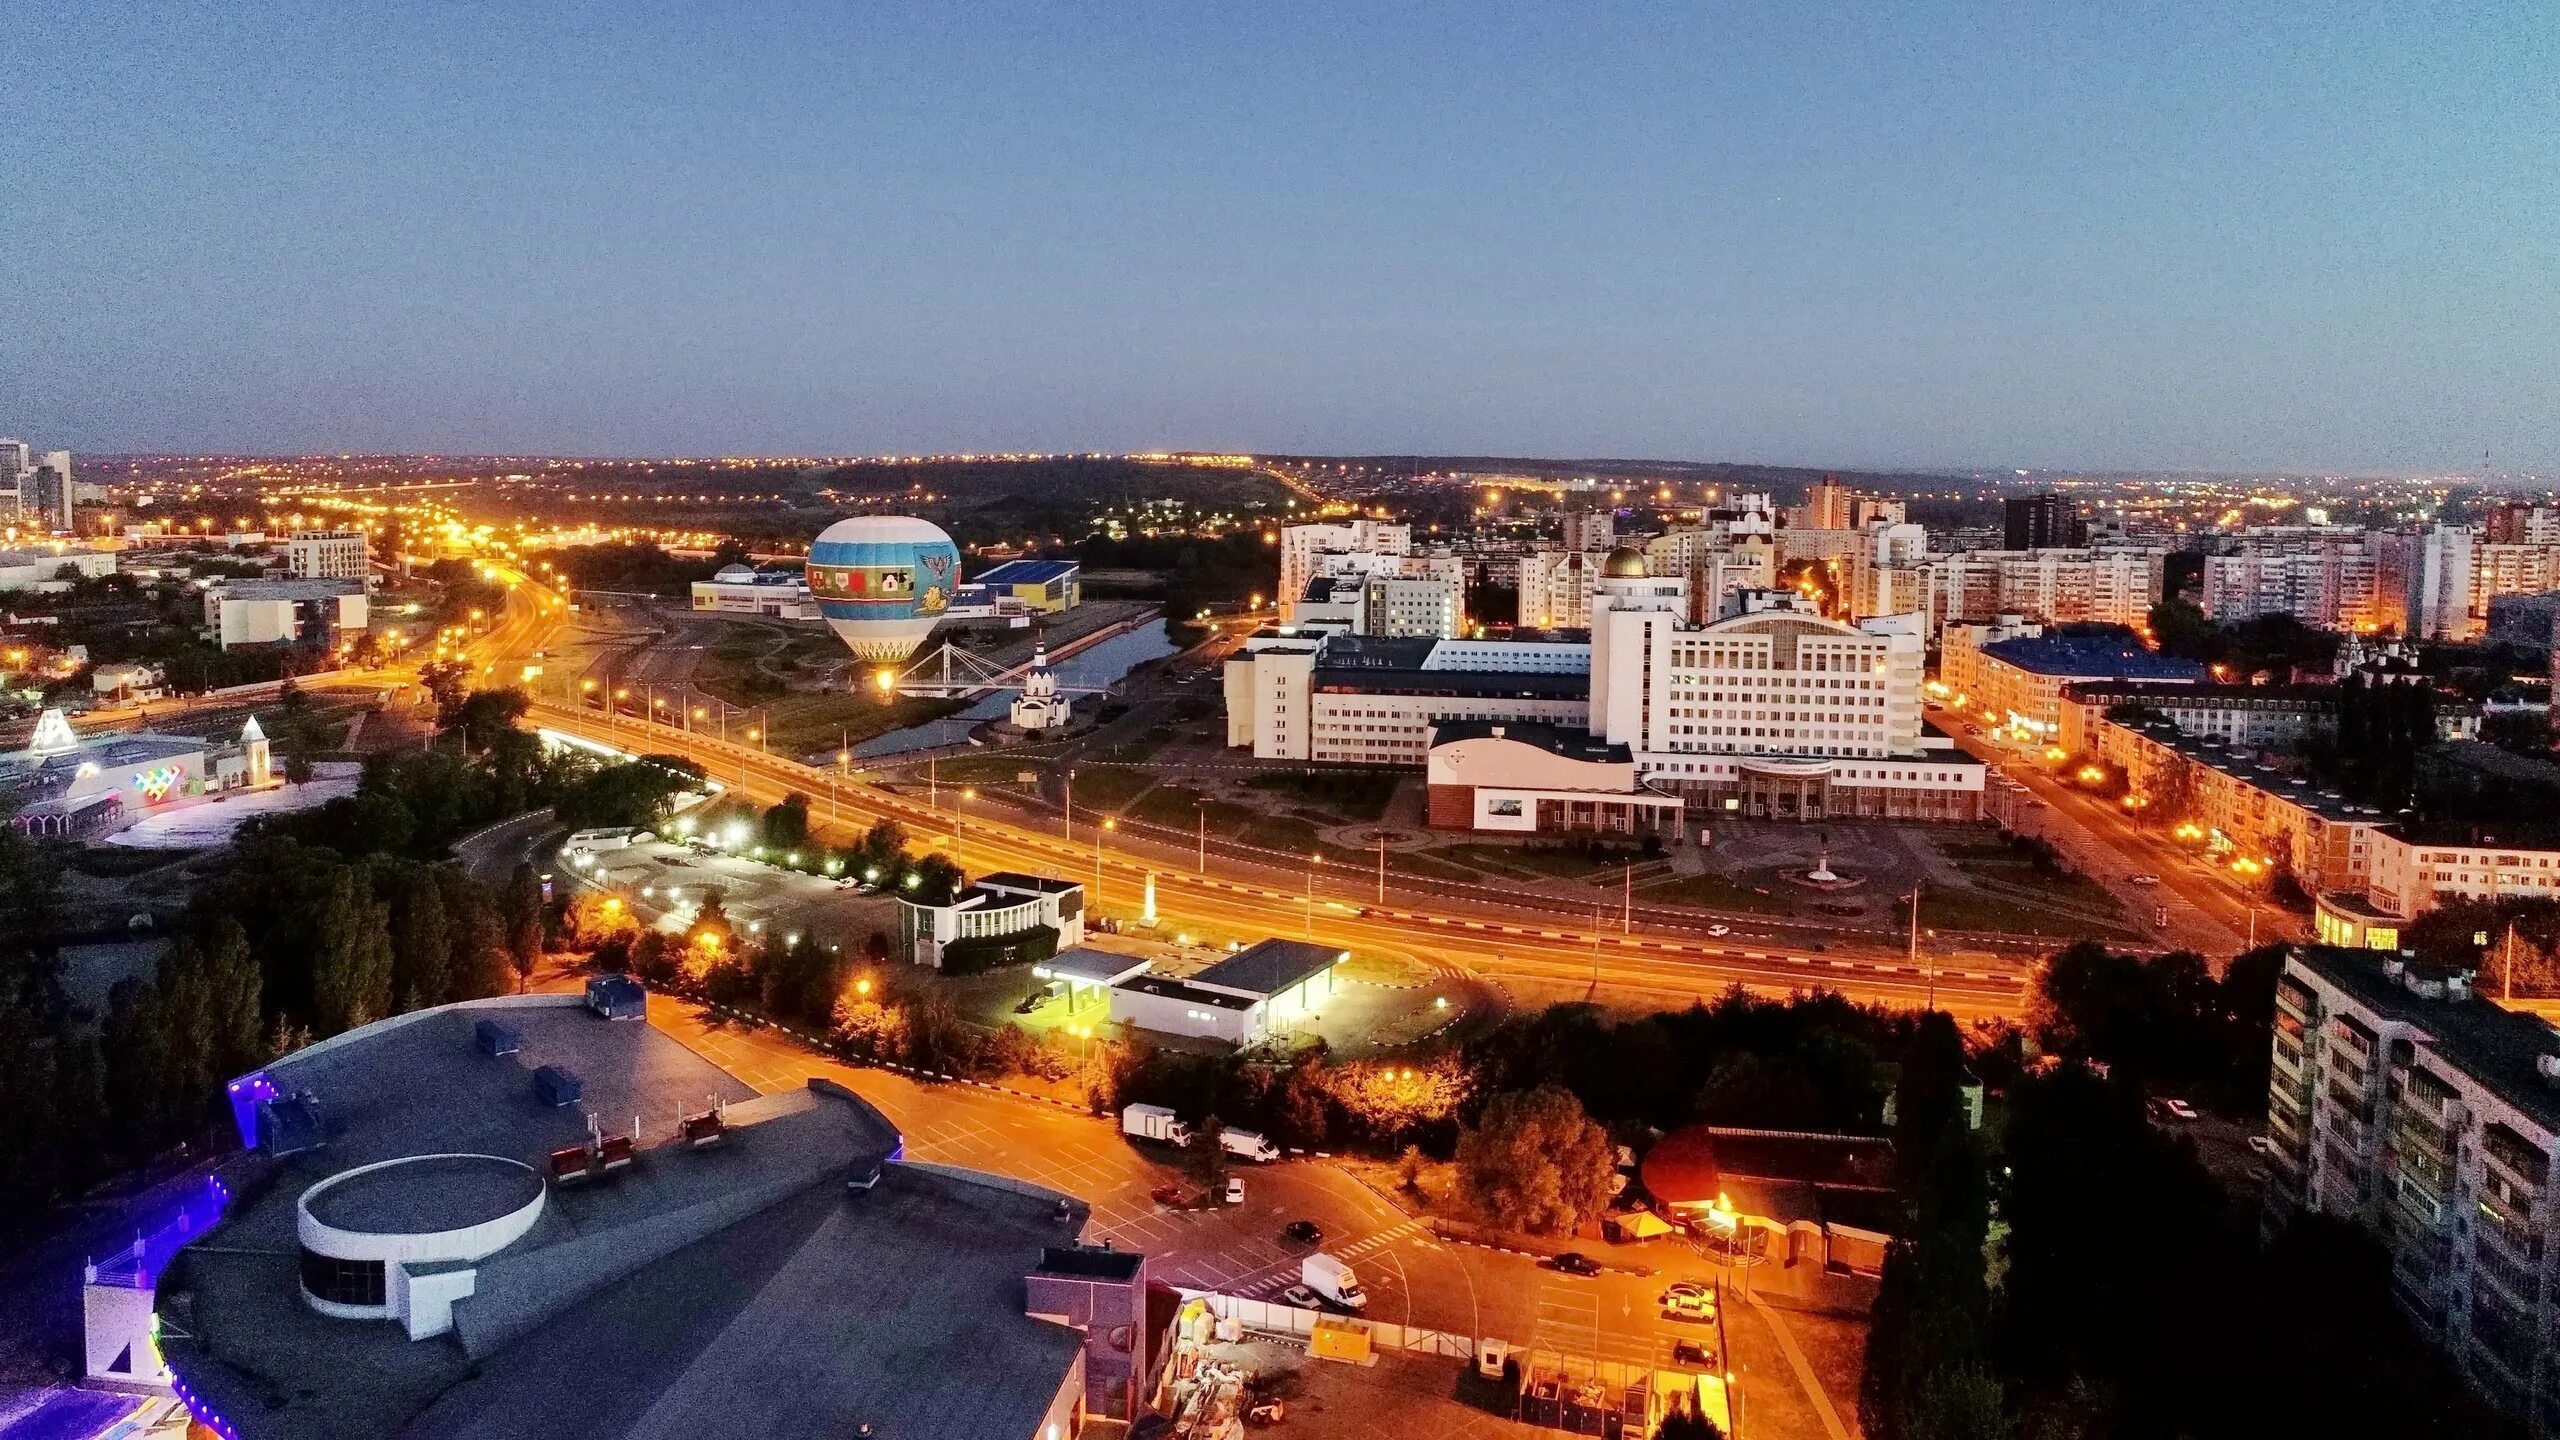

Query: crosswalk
[1215,1216,1435,1298]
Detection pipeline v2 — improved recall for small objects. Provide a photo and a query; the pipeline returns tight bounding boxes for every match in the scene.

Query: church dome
[1601,545,1649,579]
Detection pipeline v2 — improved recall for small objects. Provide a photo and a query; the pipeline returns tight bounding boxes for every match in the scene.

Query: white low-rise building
[1108,938,1345,1047]
[688,563,814,618]
[898,871,1086,968]
[203,579,369,650]
[1424,720,1683,835]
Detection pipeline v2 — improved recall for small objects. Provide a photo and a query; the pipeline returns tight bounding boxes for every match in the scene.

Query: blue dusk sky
[3,2,2553,471]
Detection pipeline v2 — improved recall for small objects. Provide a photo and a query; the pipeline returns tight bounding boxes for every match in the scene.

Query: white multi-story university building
[1222,630,1590,764]
[1585,548,1980,820]
[2266,947,2560,1431]
[286,529,371,581]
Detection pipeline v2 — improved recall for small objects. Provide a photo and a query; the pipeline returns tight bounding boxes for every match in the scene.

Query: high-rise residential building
[2404,526,2479,640]
[2263,946,2560,1430]
[1559,508,1615,554]
[1801,476,1854,531]
[1923,548,2163,632]
[2485,503,2560,546]
[2003,492,2086,550]
[0,440,29,509]
[1278,519,1411,615]
[286,529,371,581]
[2200,537,2391,631]
[24,451,74,533]
[1518,548,1610,629]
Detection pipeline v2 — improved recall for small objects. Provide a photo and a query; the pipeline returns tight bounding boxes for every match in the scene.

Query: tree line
[0,684,701,1235]
[1859,941,2517,1440]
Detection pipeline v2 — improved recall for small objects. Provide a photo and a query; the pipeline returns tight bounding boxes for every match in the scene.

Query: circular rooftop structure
[712,562,758,583]
[1602,545,1649,579]
[296,1153,549,1321]
[303,1154,544,1236]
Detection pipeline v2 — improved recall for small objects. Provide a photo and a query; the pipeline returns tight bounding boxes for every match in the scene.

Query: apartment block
[2266,947,2560,1431]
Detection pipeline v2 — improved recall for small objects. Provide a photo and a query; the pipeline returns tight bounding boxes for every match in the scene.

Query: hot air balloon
[806,516,962,662]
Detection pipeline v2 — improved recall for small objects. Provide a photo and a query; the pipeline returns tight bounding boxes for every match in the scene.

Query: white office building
[1222,629,1589,764]
[1586,548,1979,820]
[1278,519,1411,616]
[286,530,371,582]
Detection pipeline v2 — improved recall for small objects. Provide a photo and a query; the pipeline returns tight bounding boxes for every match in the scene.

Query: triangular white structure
[26,708,79,758]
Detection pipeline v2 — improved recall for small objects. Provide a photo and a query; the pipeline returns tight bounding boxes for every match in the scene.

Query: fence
[1182,1288,1480,1359]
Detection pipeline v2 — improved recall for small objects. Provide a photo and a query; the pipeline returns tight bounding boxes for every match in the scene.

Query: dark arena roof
[157,996,1096,1440]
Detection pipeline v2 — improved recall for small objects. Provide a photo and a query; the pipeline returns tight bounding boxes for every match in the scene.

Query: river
[853,619,1178,758]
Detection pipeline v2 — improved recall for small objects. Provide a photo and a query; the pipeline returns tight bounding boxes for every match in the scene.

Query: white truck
[1301,1253,1367,1310]
[1219,1127,1281,1163]
[1121,1104,1194,1148]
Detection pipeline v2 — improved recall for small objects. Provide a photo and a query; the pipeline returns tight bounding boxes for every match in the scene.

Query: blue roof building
[971,557,1080,614]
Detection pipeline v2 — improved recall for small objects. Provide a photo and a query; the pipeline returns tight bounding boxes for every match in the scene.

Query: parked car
[1280,1284,1322,1309]
[1225,1176,1246,1205]
[1549,1252,1602,1276]
[1283,1219,1323,1245]
[1672,1339,1717,1369]
[1705,924,1731,937]
[2157,1098,2199,1121]
[2246,1135,2279,1157]
[1149,1183,1187,1208]
[2127,873,2161,886]
[1659,1282,1717,1321]
[1013,990,1048,1014]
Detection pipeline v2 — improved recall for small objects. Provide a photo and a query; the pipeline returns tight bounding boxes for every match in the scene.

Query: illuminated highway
[467,562,2026,1019]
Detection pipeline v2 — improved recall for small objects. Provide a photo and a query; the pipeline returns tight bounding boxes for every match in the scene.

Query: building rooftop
[1114,974,1256,1011]
[976,872,1084,896]
[214,578,365,601]
[1191,939,1346,999]
[2385,818,2560,852]
[1036,946,1150,986]
[2295,946,2560,1137]
[158,996,1094,1440]
[2114,721,2384,822]
[2062,679,2344,706]
[1429,718,1629,764]
[974,558,1079,586]
[1982,634,2207,682]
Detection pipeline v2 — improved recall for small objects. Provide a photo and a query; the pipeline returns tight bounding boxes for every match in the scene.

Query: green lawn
[1916,884,2139,941]
[1637,874,1795,915]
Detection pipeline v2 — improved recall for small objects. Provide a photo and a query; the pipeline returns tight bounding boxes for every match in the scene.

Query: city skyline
[7,2,2555,471]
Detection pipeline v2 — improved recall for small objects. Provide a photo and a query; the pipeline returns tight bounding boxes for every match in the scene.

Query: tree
[2146,595,2213,658]
[307,868,394,1038]
[418,658,473,724]
[1863,1012,1996,1440]
[1453,1085,1615,1235]
[1654,1402,1724,1440]
[762,793,811,854]
[502,863,544,991]
[1189,1113,1229,1195]
[385,863,455,1012]
[448,687,530,752]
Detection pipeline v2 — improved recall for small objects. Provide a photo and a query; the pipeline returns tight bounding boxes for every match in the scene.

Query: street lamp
[1093,817,1115,909]
[955,787,976,866]
[1304,853,1323,938]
